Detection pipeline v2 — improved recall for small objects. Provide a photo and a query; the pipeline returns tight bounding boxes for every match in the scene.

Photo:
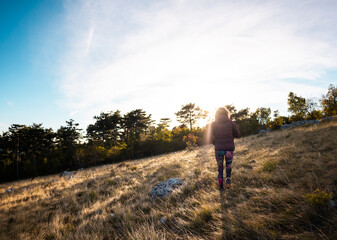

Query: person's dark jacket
[211,115,240,150]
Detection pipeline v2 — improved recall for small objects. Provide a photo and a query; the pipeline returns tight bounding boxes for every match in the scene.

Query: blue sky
[1,0,337,133]
[0,0,67,132]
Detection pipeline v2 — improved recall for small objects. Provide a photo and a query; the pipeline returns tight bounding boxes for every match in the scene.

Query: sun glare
[196,106,217,128]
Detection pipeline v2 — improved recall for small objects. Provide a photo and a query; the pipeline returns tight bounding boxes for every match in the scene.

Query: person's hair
[215,107,230,121]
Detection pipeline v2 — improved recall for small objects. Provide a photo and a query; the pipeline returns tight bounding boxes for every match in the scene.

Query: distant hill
[0,120,336,240]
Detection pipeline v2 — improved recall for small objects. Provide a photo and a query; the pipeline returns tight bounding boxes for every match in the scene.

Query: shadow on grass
[220,189,234,240]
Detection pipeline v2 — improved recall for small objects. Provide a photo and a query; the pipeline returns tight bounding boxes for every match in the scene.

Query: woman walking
[210,107,240,190]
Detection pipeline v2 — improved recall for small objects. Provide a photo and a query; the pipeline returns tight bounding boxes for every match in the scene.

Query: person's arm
[232,121,241,138]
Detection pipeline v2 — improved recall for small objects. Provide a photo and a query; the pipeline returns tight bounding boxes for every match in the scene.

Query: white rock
[60,171,76,180]
[160,217,166,224]
[151,178,184,198]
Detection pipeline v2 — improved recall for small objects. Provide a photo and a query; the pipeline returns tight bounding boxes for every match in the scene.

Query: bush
[263,161,277,172]
[108,144,126,158]
[306,110,323,120]
[194,168,201,176]
[268,117,285,130]
[191,204,214,230]
[183,133,198,150]
[89,191,98,202]
[305,189,333,208]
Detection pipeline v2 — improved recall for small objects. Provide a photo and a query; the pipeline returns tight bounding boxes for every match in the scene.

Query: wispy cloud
[56,0,337,127]
[7,101,13,107]
[85,27,95,55]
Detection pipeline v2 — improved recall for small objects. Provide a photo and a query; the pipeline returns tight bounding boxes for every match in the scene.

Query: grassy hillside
[1,121,336,240]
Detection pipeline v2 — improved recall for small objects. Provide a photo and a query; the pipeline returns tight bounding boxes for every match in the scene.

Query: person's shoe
[225,178,231,189]
[219,179,224,191]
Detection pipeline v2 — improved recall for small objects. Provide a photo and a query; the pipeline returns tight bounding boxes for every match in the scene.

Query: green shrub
[130,166,138,171]
[64,223,76,233]
[89,191,98,202]
[191,205,213,230]
[263,161,277,172]
[305,189,333,208]
[44,233,56,240]
[194,168,201,176]
[198,205,213,222]
[104,178,119,186]
[268,116,285,130]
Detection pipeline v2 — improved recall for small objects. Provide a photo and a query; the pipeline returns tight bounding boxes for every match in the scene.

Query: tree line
[0,84,336,182]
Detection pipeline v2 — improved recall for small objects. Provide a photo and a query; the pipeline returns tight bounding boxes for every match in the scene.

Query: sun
[196,106,218,128]
[207,107,218,122]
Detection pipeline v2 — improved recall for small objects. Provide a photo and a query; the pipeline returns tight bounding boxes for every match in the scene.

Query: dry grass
[1,121,337,239]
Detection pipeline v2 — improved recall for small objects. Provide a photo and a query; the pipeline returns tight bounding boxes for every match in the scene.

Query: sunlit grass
[0,121,336,239]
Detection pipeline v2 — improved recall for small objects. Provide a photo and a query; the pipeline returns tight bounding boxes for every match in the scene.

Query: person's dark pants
[215,150,234,187]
